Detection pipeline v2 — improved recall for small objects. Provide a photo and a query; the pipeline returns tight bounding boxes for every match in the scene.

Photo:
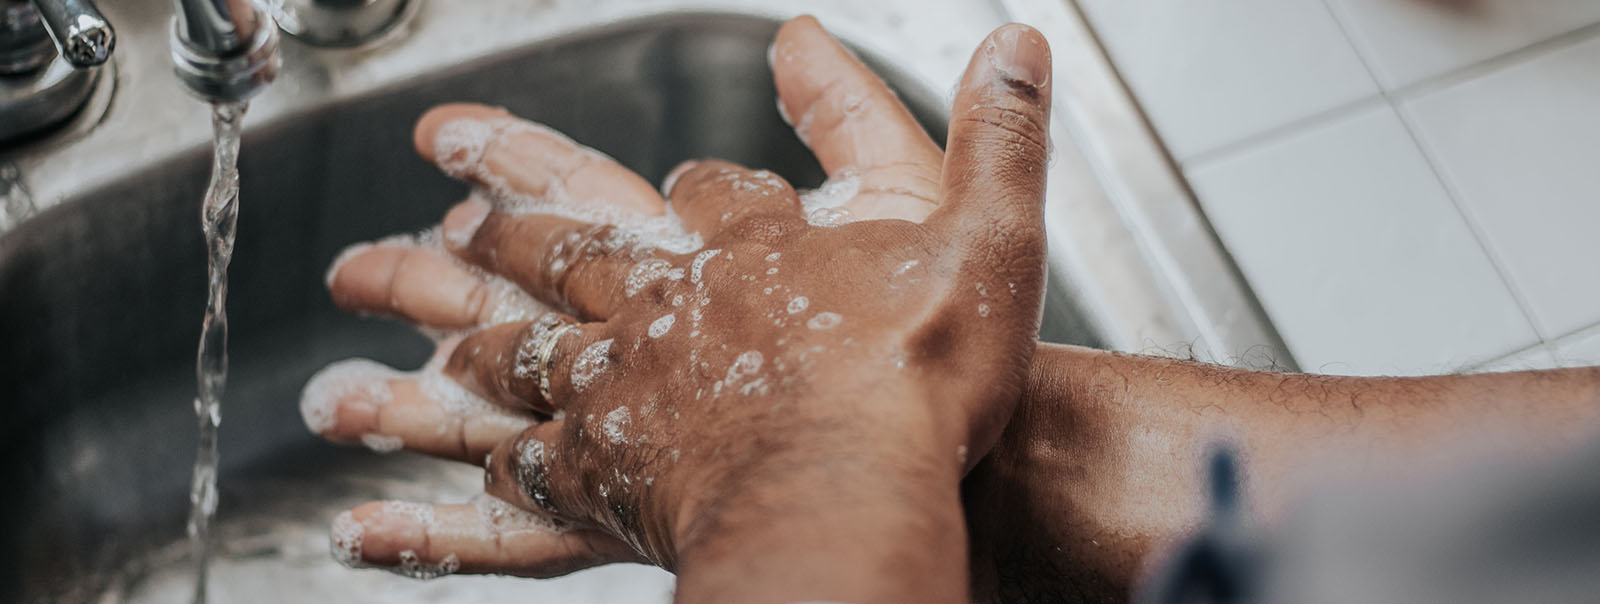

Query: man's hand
[303,16,1053,603]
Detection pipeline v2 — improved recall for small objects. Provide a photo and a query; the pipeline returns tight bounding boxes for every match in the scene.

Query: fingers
[443,198,673,320]
[442,317,608,415]
[926,24,1053,235]
[413,103,666,218]
[325,235,550,331]
[482,421,571,519]
[771,16,943,221]
[302,314,604,464]
[300,353,535,465]
[332,497,640,578]
[665,159,803,237]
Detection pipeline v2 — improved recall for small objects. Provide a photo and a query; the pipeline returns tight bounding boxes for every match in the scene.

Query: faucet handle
[33,0,114,68]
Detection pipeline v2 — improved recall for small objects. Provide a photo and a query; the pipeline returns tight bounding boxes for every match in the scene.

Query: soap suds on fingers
[432,116,703,255]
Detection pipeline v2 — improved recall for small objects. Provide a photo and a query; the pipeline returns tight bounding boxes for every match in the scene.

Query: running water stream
[188,100,248,604]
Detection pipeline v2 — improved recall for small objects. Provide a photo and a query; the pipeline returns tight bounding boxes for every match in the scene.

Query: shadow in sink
[0,12,1088,603]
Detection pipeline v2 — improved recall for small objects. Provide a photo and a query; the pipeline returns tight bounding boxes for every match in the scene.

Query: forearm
[674,436,970,604]
[968,343,1600,602]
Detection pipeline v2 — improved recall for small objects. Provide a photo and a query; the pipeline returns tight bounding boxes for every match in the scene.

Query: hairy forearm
[967,343,1600,603]
[675,434,970,604]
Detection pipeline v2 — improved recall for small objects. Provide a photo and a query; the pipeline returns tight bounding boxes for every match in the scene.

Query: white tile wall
[1076,0,1600,375]
[1327,0,1600,89]
[1074,0,1376,160]
[1187,106,1536,376]
[1554,325,1600,368]
[1473,344,1560,373]
[1405,35,1600,338]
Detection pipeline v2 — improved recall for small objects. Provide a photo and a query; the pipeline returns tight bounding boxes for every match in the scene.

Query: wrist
[964,342,1138,602]
[669,431,969,603]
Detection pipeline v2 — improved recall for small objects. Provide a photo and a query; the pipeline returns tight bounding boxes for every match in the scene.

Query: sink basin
[0,11,1104,603]
[0,0,1304,598]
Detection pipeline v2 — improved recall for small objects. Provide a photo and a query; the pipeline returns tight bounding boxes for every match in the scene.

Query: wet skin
[310,15,1053,604]
[307,14,1600,604]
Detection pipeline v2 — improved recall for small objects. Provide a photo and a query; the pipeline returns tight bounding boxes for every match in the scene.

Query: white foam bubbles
[329,510,365,568]
[726,350,764,384]
[472,493,567,534]
[394,550,460,580]
[800,168,859,227]
[649,314,675,338]
[299,358,397,435]
[792,102,817,146]
[625,258,673,297]
[419,369,529,430]
[807,312,843,330]
[382,500,436,526]
[485,278,549,326]
[432,118,499,179]
[602,406,631,445]
[730,170,786,196]
[570,338,615,392]
[359,433,404,453]
[689,248,722,286]
[436,117,703,255]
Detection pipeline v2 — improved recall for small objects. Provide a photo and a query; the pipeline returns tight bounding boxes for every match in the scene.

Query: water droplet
[649,314,675,338]
[807,312,843,330]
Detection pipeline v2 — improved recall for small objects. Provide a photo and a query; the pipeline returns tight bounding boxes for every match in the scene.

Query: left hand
[304,16,1052,596]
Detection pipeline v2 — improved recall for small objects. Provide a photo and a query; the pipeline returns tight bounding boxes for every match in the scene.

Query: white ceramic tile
[1553,325,1600,367]
[1076,0,1377,160]
[1471,345,1560,373]
[1328,0,1600,89]
[1406,35,1600,338]
[1187,106,1537,376]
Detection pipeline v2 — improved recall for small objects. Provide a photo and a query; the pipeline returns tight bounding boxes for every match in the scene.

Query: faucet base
[0,54,102,144]
[271,0,419,49]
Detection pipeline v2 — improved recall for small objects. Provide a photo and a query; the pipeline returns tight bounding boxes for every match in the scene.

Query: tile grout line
[1183,14,1600,174]
[1460,318,1600,372]
[1389,20,1600,102]
[1549,320,1600,355]
[1460,340,1549,373]
[1180,95,1388,170]
[1318,0,1551,348]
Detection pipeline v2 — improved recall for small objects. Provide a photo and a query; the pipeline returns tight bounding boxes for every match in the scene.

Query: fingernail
[987,26,1050,89]
[330,510,367,568]
[442,197,492,250]
[433,117,498,178]
[300,359,396,435]
[324,242,373,289]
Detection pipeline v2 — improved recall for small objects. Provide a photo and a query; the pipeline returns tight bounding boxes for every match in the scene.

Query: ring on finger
[535,323,577,406]
[514,314,577,407]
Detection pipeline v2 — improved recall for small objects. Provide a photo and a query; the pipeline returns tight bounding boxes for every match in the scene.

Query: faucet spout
[170,0,278,103]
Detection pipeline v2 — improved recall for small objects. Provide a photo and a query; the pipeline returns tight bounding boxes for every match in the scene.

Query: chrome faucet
[0,0,113,141]
[0,0,422,144]
[169,0,280,103]
[0,0,280,145]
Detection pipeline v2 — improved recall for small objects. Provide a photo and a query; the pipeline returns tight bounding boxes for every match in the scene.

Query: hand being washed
[305,16,1051,603]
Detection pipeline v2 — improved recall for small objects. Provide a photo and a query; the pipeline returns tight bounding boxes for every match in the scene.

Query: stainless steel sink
[0,0,1289,601]
[0,6,1108,602]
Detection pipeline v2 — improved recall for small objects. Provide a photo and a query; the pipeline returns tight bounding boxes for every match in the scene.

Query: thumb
[927,24,1052,237]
